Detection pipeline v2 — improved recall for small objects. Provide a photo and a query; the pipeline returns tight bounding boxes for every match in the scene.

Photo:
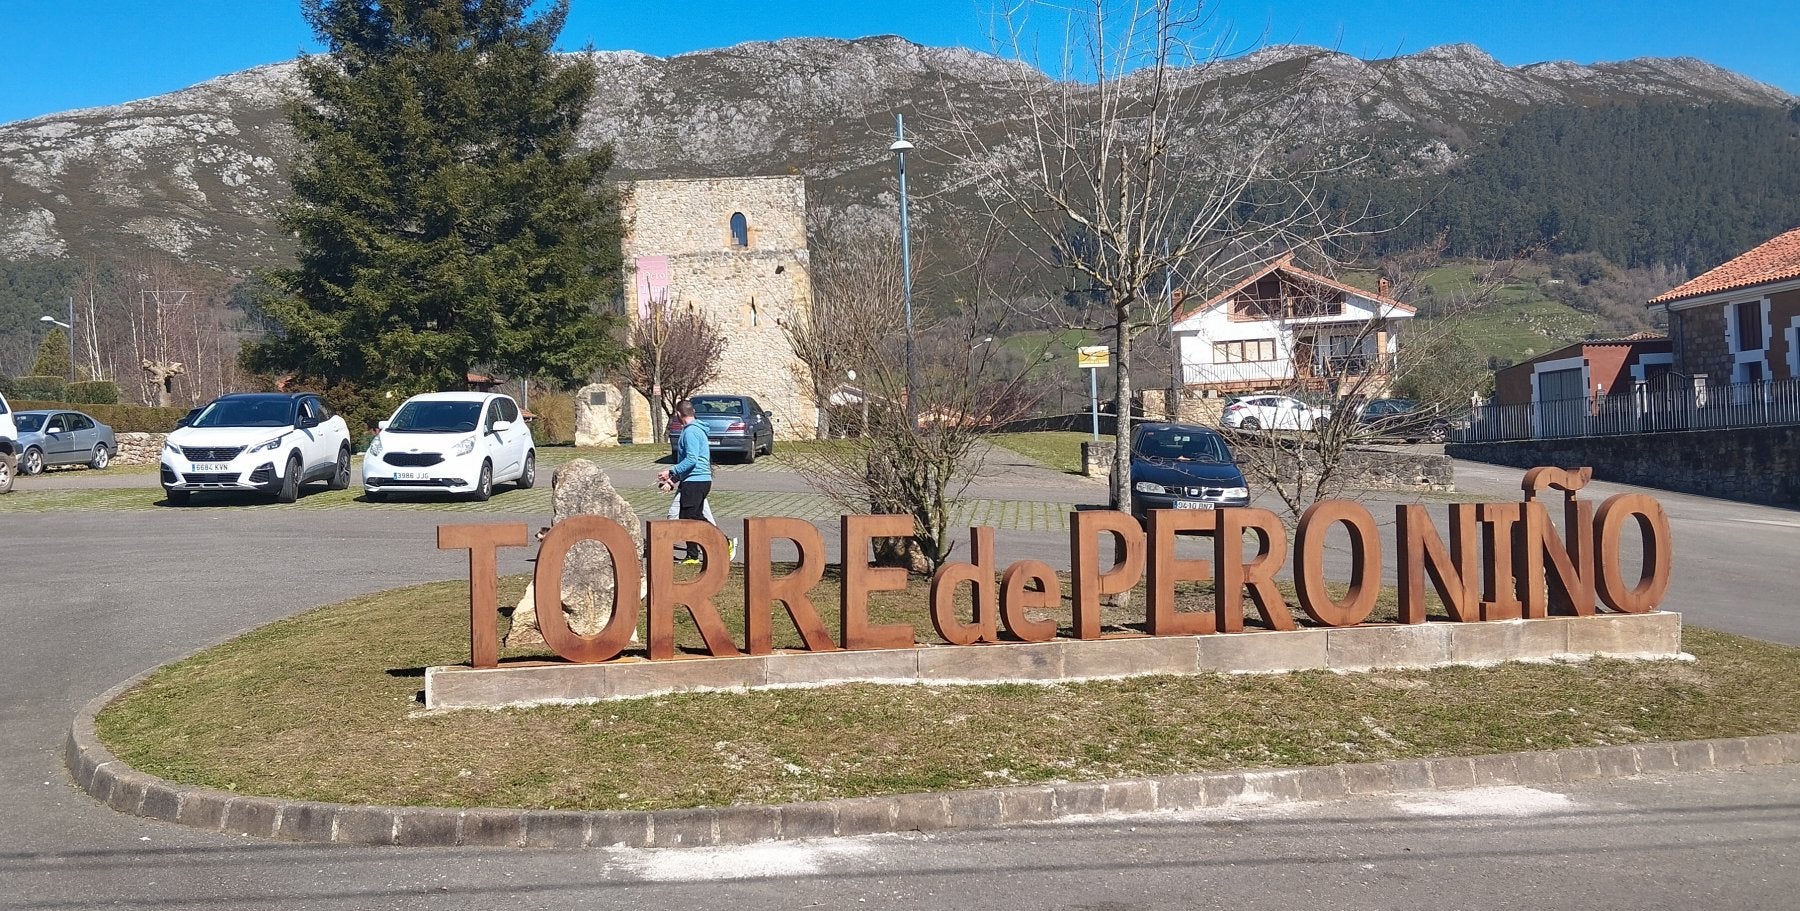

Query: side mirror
[175,417,189,428]
[377,420,391,431]
[298,414,319,429]
[491,420,513,433]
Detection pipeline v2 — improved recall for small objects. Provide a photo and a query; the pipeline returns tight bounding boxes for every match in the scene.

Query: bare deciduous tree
[783,212,907,439]
[934,0,1366,512]
[622,296,727,435]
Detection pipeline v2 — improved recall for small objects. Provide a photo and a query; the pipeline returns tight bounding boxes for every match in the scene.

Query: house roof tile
[1175,255,1415,323]
[1649,226,1800,305]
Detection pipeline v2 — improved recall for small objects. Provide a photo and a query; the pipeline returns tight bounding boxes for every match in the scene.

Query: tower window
[730,212,749,247]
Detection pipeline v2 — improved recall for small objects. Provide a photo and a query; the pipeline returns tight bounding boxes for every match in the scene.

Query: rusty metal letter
[1146,509,1216,636]
[533,516,641,664]
[645,519,740,659]
[1594,493,1673,613]
[1521,500,1596,617]
[1070,510,1145,639]
[1477,502,1524,620]
[841,514,917,650]
[999,559,1060,642]
[930,526,999,645]
[1396,504,1479,624]
[1294,500,1381,628]
[743,516,837,655]
[1215,507,1293,633]
[440,522,530,669]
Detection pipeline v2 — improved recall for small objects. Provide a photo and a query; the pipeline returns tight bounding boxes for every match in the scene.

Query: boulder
[504,459,645,648]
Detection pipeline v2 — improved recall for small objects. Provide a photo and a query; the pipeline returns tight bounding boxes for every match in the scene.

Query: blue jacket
[670,421,712,482]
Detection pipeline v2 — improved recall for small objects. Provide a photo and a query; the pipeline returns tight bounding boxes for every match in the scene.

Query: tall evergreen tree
[248,0,622,397]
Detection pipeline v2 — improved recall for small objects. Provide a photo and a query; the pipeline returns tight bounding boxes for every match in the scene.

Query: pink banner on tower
[635,256,670,320]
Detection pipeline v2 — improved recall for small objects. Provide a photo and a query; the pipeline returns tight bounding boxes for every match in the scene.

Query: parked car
[1353,397,1450,443]
[1124,422,1251,519]
[363,391,534,502]
[12,409,118,474]
[160,392,352,504]
[0,392,16,494]
[690,393,775,462]
[1220,394,1330,431]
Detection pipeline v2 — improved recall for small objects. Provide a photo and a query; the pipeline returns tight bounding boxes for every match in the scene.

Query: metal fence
[1455,376,1800,442]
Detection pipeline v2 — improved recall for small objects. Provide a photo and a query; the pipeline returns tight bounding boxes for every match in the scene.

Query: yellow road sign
[1076,345,1110,369]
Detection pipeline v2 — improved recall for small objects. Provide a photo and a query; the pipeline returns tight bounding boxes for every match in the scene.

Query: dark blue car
[1127,422,1251,520]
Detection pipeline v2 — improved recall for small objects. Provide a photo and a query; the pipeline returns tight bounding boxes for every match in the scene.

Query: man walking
[658,399,713,565]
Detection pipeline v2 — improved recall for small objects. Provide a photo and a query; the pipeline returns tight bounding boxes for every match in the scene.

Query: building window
[1214,338,1277,363]
[1734,300,1764,352]
[730,212,749,247]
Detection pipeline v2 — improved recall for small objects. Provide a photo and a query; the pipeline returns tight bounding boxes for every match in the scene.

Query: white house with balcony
[1171,256,1416,398]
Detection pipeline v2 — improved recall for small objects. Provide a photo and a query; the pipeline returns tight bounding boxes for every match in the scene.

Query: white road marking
[1393,786,1575,818]
[608,840,879,881]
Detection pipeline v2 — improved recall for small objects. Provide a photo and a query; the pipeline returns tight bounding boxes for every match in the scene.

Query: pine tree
[32,327,71,380]
[248,0,623,398]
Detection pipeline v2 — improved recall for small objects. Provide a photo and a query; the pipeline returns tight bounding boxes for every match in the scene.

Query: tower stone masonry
[618,176,819,444]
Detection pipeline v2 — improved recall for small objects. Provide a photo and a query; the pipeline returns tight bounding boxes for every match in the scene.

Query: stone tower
[619,176,817,442]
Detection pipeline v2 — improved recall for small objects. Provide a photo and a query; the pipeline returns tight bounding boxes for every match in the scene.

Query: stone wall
[1673,305,1730,382]
[1449,424,1800,508]
[620,176,819,443]
[1083,437,1452,493]
[115,432,165,466]
[1139,389,1227,426]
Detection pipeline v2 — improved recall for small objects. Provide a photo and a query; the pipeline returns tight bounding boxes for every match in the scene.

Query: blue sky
[2,1,1795,125]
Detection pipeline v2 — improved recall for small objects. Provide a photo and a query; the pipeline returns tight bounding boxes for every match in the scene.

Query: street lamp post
[890,114,917,424]
[39,295,75,382]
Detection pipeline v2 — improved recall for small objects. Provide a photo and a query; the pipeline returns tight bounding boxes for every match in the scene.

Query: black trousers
[678,480,712,559]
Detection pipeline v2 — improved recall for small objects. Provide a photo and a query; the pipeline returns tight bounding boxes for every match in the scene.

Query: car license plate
[1174,500,1214,510]
[192,462,232,471]
[395,470,428,480]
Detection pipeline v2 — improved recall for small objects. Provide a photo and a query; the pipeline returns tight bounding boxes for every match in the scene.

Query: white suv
[363,392,534,502]
[160,392,352,504]
[0,391,16,494]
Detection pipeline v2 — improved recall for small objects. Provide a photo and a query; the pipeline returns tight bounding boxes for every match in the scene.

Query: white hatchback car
[363,392,534,502]
[1220,394,1332,432]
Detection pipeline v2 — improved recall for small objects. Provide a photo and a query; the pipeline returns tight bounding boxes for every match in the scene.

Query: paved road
[0,444,1795,908]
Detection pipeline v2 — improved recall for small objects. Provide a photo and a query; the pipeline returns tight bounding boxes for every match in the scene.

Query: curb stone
[68,676,1800,850]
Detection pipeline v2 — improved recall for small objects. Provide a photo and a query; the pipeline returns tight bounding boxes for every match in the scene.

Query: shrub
[12,400,189,433]
[12,376,65,400]
[64,381,121,405]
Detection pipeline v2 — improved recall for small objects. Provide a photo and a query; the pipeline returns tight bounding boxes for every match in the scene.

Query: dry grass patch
[96,568,1800,812]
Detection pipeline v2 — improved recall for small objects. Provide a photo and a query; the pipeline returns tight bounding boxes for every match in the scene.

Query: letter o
[534,515,642,662]
[1294,500,1382,628]
[1594,494,1672,614]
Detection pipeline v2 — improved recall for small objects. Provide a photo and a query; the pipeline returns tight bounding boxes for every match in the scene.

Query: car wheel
[165,488,189,505]
[276,454,302,503]
[21,446,44,476]
[745,441,757,463]
[0,454,13,494]
[1425,425,1448,444]
[471,460,492,502]
[327,446,351,490]
[516,450,536,490]
[89,444,111,470]
[765,436,775,457]
[1240,417,1261,431]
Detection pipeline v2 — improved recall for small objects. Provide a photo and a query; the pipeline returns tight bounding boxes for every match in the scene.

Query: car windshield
[14,414,45,433]
[388,400,483,433]
[1134,428,1228,463]
[693,397,744,417]
[191,398,293,428]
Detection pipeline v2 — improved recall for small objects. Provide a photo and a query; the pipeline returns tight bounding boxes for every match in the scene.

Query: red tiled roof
[1175,254,1416,323]
[1649,226,1800,305]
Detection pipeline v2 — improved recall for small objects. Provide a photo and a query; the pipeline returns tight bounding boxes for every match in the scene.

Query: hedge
[11,376,65,400]
[9,400,189,433]
[65,381,121,405]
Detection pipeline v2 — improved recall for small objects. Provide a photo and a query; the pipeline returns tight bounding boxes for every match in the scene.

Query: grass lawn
[988,431,1095,474]
[95,568,1800,812]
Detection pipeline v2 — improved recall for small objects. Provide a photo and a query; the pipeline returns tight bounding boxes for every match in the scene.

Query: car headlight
[366,435,383,458]
[452,436,476,457]
[1133,481,1166,494]
[1221,487,1250,499]
[248,434,285,454]
[162,441,180,458]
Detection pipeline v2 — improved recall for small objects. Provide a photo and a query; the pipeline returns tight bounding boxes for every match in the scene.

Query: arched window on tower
[730,212,749,247]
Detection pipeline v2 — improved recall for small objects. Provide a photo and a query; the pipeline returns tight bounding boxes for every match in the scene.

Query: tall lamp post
[889,114,917,424]
[39,295,75,382]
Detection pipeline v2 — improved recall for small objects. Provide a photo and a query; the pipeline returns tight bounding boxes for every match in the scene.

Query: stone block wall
[621,177,819,443]
[1139,389,1227,426]
[115,432,166,466]
[1673,305,1730,383]
[1449,424,1800,508]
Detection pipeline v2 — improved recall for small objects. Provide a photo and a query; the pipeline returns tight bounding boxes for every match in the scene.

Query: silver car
[14,409,118,474]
